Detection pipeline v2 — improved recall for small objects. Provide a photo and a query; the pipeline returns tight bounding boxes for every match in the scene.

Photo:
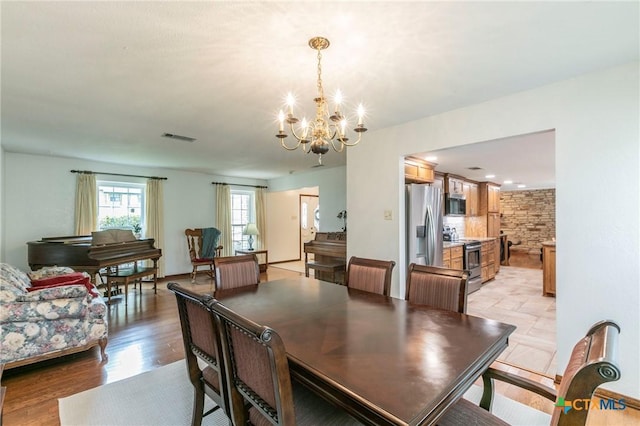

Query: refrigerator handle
[425,204,434,265]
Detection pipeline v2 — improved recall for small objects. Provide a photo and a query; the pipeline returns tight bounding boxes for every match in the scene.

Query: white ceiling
[2,2,638,183]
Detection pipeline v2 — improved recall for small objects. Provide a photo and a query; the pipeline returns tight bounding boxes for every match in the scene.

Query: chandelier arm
[329,138,346,153]
[280,137,303,151]
[288,122,307,142]
[339,131,364,147]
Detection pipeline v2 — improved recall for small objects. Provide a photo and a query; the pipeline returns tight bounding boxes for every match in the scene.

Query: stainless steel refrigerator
[406,184,443,267]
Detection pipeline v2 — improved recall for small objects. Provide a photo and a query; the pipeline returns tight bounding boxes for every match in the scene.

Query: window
[97,181,145,234]
[231,190,255,250]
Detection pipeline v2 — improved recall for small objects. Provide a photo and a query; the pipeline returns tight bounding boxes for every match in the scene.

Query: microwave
[445,193,466,216]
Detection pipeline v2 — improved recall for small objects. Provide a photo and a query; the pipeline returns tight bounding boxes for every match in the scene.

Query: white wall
[268,165,346,232]
[266,187,319,263]
[3,153,266,275]
[0,145,4,261]
[348,62,640,397]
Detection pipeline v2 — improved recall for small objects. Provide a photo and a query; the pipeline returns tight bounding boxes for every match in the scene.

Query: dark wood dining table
[214,277,516,426]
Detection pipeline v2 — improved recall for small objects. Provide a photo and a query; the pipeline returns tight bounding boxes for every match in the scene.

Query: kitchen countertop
[443,241,464,248]
[542,240,556,247]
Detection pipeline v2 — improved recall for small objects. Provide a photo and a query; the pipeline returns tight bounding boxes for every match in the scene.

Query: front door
[300,195,319,259]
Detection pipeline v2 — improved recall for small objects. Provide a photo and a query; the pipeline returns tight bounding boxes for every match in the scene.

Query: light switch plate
[384,210,392,220]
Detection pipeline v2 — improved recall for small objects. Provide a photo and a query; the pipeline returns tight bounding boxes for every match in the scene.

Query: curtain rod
[212,181,268,189]
[71,170,167,180]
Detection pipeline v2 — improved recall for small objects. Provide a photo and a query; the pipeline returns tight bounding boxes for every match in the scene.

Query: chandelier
[276,36,367,165]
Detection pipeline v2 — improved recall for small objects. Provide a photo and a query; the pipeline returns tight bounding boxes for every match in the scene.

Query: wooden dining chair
[405,264,469,313]
[214,254,260,291]
[438,320,621,426]
[166,282,229,426]
[185,228,223,282]
[210,301,363,426]
[345,256,396,296]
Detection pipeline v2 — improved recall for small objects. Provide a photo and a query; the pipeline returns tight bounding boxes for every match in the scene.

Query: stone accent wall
[500,189,555,253]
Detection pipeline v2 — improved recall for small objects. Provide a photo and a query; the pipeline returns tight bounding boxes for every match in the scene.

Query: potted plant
[132,223,142,239]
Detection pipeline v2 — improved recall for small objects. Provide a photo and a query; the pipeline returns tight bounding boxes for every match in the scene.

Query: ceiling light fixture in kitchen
[275,37,367,165]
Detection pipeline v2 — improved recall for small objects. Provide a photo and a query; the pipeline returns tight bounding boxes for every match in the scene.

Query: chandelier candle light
[276,37,367,165]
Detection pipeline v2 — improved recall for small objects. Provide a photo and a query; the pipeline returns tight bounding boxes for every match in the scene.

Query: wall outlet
[384,210,392,220]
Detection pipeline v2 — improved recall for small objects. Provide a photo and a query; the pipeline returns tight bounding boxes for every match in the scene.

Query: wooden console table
[235,249,268,272]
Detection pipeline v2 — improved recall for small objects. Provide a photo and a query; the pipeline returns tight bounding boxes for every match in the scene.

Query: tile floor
[468,266,557,377]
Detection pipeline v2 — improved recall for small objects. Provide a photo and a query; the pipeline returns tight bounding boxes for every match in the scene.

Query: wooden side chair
[345,256,396,296]
[166,283,229,426]
[214,254,260,291]
[185,228,223,282]
[210,301,362,426]
[438,320,621,426]
[405,264,468,313]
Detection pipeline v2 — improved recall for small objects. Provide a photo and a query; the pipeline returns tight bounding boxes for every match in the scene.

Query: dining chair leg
[192,386,204,426]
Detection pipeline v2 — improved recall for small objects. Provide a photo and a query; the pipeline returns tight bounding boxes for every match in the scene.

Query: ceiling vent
[162,133,196,143]
[466,166,483,170]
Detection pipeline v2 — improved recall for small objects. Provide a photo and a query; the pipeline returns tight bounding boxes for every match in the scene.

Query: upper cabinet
[445,176,465,195]
[478,182,501,215]
[404,156,436,184]
[463,181,478,216]
[432,172,445,191]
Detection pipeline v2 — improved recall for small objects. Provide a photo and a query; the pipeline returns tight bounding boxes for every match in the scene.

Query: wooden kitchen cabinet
[487,212,501,237]
[433,172,445,191]
[442,245,463,270]
[404,156,436,184]
[446,176,465,195]
[451,245,464,270]
[542,241,556,296]
[442,247,451,268]
[488,184,501,212]
[463,182,478,216]
[478,182,501,215]
[481,240,496,282]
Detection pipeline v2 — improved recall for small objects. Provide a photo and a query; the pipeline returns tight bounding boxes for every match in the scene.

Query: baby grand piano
[303,232,346,284]
[27,233,162,303]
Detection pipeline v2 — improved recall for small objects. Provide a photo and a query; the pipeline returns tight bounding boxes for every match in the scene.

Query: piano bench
[104,266,157,304]
[305,261,346,284]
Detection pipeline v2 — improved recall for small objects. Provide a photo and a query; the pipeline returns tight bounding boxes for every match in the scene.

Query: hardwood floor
[2,266,636,425]
[507,249,543,269]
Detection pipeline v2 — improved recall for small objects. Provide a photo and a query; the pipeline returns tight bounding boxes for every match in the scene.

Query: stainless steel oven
[463,240,482,293]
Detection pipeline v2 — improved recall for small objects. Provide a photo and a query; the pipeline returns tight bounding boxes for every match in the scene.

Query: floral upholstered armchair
[0,263,108,368]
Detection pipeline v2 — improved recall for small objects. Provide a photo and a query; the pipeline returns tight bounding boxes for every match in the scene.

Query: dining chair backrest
[551,320,621,426]
[211,302,296,425]
[167,282,228,425]
[214,254,260,291]
[405,264,469,313]
[438,320,621,426]
[345,256,396,296]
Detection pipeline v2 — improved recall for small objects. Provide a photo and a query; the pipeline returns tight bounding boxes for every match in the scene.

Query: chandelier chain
[317,49,324,100]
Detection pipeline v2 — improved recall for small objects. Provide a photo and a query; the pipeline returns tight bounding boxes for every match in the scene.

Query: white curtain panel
[256,187,267,250]
[74,173,97,235]
[146,179,165,277]
[216,184,233,256]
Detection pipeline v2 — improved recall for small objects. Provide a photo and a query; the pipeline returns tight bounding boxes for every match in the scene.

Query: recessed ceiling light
[517,184,526,188]
[504,180,513,184]
[425,156,437,162]
[485,174,495,178]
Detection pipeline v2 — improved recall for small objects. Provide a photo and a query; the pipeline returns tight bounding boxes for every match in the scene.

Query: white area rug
[59,359,550,426]
[59,361,230,426]
[464,384,551,425]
